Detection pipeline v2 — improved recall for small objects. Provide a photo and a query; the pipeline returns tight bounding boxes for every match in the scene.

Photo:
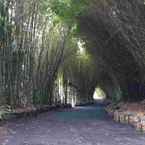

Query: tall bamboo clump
[0,0,70,108]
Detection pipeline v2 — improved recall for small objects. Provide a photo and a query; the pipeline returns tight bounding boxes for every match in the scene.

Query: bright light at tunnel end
[93,87,106,101]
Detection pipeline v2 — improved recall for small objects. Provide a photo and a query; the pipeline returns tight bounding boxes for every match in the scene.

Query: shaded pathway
[2,105,145,145]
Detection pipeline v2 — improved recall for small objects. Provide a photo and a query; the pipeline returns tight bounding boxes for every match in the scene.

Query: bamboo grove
[0,0,69,107]
[0,0,97,108]
[2,0,145,109]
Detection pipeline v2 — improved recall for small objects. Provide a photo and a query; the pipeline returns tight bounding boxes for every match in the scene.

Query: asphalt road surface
[1,105,145,145]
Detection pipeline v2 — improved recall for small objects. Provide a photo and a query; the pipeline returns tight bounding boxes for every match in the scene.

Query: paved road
[1,105,145,145]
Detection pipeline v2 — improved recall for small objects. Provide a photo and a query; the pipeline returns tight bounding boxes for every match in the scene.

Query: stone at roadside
[106,100,145,133]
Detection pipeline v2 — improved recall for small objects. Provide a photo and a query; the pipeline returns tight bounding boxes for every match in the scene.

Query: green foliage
[33,89,49,105]
[62,38,98,89]
[0,0,12,40]
[0,0,5,40]
[49,0,90,24]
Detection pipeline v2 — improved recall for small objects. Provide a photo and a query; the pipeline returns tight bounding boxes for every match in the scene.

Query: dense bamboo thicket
[0,0,72,108]
[51,0,145,102]
[78,0,145,102]
[0,0,97,109]
[1,0,145,110]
